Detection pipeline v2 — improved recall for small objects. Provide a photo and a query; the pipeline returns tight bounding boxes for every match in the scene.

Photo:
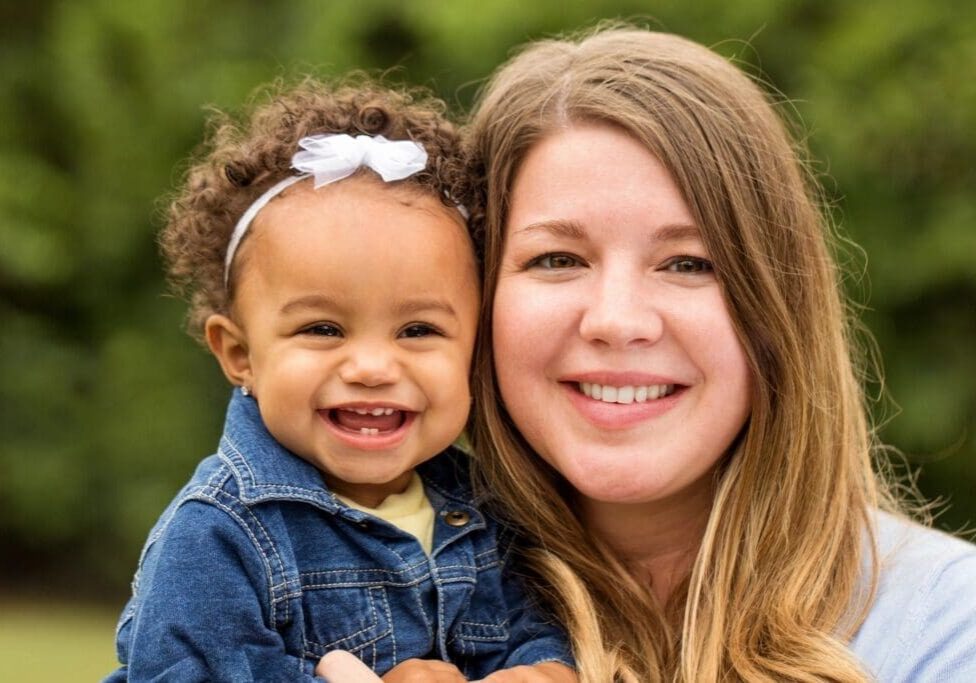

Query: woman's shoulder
[873,507,976,563]
[850,509,976,681]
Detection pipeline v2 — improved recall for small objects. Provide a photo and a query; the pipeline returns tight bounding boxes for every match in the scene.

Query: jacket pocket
[452,618,510,651]
[301,584,394,670]
[448,614,511,678]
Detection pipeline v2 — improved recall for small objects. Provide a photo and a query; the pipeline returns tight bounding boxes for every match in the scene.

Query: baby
[105,79,573,682]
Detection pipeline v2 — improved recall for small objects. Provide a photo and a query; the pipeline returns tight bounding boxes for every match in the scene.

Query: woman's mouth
[578,382,676,404]
[563,380,684,429]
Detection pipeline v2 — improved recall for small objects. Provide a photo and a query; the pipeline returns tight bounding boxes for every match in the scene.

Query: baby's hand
[381,658,467,682]
[475,662,577,683]
[314,652,466,682]
[315,650,383,682]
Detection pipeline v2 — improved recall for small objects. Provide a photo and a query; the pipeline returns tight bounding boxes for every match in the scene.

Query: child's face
[210,177,479,506]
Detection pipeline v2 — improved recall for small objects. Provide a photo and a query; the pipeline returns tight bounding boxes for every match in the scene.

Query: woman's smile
[563,380,685,430]
[577,382,677,404]
[556,372,688,429]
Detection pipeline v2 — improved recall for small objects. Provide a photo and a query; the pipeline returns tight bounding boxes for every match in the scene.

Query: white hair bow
[292,134,428,186]
[223,134,429,284]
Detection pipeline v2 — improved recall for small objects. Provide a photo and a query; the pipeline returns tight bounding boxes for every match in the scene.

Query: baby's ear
[205,314,252,388]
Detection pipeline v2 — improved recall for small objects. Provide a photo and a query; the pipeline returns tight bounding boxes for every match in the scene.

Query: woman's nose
[578,272,664,349]
[337,343,401,386]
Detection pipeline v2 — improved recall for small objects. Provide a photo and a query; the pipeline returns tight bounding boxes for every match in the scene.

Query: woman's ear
[205,314,252,388]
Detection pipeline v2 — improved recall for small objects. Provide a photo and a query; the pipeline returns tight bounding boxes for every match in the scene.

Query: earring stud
[241,385,251,397]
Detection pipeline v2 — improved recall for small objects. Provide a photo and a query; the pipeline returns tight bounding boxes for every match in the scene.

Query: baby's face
[229,177,479,506]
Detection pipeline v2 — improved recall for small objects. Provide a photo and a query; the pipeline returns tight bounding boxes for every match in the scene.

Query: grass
[0,600,120,681]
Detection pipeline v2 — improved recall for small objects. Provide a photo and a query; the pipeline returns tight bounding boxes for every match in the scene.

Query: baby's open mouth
[328,407,408,436]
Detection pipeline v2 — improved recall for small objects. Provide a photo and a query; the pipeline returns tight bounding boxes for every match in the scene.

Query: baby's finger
[315,650,384,682]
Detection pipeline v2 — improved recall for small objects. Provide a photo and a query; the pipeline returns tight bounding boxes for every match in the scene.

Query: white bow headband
[223,133,430,285]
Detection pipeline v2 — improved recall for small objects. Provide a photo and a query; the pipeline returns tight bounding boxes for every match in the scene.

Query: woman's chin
[566,470,666,506]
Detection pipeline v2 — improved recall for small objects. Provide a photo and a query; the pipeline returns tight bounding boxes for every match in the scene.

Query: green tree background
[1,0,974,600]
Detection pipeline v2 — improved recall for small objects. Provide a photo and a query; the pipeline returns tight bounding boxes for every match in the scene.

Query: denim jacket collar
[218,389,477,519]
[218,389,340,511]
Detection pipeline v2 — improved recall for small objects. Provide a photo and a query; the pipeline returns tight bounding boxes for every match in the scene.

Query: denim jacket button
[444,510,470,527]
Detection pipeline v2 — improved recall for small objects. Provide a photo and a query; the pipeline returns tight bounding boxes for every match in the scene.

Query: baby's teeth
[359,427,379,436]
[349,407,395,416]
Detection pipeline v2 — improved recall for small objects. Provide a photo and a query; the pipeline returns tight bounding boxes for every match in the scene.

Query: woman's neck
[578,474,715,605]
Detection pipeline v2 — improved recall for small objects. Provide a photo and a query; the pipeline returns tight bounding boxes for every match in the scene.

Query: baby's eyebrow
[279,294,341,316]
[393,298,458,318]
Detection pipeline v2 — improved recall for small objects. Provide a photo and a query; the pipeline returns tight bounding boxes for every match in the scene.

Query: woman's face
[493,123,752,508]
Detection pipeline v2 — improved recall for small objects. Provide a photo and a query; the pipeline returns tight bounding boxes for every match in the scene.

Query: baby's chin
[319,467,416,505]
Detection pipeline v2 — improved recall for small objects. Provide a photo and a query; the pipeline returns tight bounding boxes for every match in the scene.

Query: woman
[463,26,976,682]
[318,26,976,683]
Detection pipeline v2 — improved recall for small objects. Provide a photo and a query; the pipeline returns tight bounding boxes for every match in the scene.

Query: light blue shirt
[850,511,976,681]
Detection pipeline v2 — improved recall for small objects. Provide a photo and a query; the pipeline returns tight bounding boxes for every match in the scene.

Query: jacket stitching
[188,488,290,626]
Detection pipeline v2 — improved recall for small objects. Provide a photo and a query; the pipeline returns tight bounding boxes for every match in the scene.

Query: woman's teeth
[579,382,674,404]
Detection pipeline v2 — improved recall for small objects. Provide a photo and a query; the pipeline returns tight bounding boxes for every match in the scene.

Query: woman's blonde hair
[466,26,896,682]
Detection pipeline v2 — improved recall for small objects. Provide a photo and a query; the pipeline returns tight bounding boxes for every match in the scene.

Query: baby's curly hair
[160,75,472,343]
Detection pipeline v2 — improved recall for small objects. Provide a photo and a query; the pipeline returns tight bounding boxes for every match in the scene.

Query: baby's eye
[663,256,713,274]
[527,252,582,269]
[399,323,442,339]
[303,322,343,337]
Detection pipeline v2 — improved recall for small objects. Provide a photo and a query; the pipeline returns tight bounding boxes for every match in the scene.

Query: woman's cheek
[492,279,530,377]
[492,278,575,453]
[493,280,554,361]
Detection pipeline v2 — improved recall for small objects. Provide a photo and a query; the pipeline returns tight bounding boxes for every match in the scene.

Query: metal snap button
[444,510,470,527]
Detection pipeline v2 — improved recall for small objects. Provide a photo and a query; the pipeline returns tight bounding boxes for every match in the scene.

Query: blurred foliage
[1,0,973,598]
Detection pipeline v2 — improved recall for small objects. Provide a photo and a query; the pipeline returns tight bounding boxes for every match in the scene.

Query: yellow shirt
[335,473,435,554]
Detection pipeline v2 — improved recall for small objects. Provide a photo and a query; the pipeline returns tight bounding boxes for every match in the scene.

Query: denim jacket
[106,390,571,682]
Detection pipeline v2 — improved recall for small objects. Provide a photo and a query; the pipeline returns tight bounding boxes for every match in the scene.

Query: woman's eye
[400,323,441,339]
[528,252,581,269]
[664,256,713,274]
[303,323,343,337]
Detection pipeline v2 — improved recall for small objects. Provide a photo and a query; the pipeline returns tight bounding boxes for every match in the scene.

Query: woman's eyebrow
[511,219,585,240]
[512,220,699,243]
[652,224,700,243]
